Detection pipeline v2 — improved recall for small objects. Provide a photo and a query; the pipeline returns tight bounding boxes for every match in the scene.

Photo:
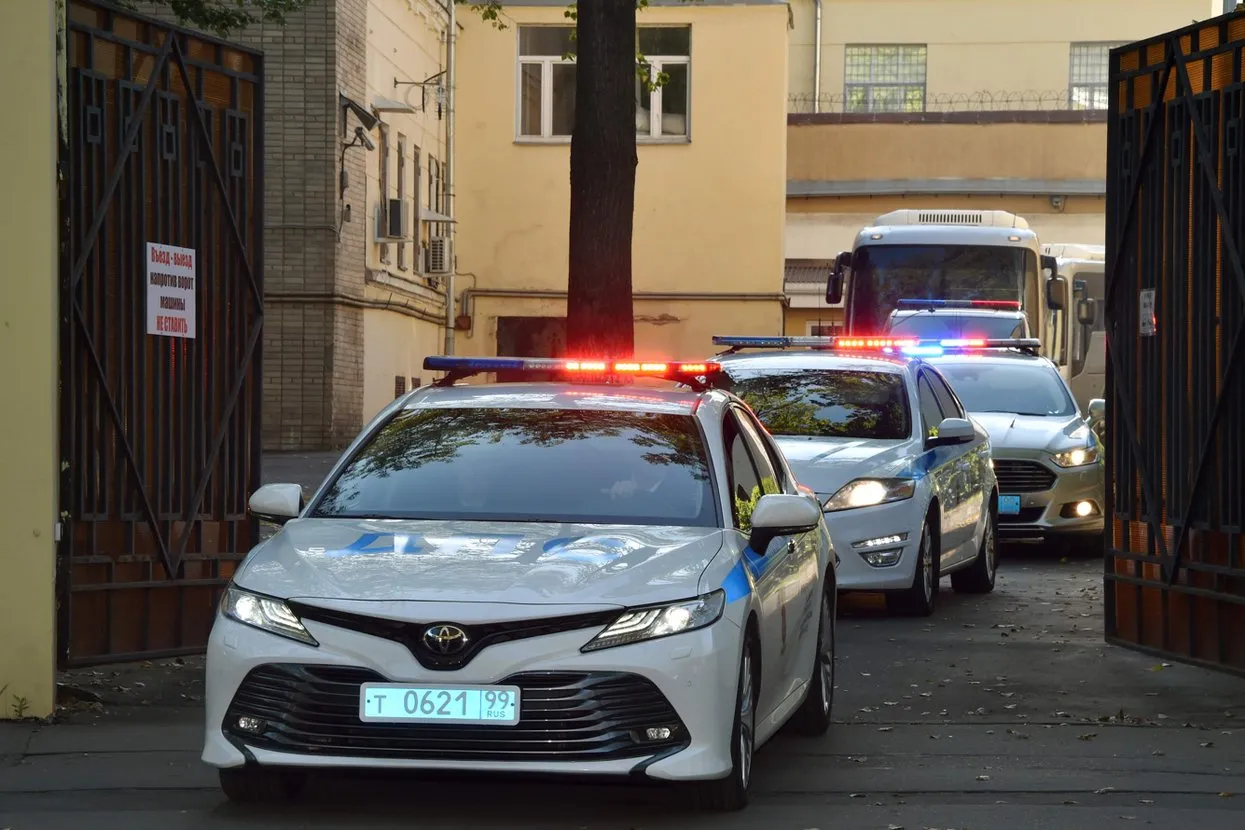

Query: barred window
[844,45,927,113]
[1069,42,1123,110]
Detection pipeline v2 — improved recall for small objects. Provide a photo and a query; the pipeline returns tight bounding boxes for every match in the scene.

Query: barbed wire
[788,90,1107,115]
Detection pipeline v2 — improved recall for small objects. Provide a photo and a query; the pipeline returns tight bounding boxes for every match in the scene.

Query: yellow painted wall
[788,122,1107,183]
[0,0,59,719]
[786,0,1219,102]
[361,0,450,419]
[453,2,789,358]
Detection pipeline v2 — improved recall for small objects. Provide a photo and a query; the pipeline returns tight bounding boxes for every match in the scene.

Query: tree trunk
[565,0,637,358]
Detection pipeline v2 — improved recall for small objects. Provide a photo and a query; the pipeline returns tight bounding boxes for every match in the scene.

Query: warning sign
[146,242,196,339]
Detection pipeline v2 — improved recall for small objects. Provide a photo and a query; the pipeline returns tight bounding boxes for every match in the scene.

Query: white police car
[710,336,1002,617]
[885,299,1032,340]
[203,356,837,811]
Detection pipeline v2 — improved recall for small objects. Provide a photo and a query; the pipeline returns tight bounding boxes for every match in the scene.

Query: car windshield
[311,407,718,527]
[723,368,912,440]
[888,313,1027,339]
[934,360,1076,417]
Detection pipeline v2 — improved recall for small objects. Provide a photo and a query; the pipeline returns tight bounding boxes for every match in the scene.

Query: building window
[1069,42,1119,110]
[844,45,927,113]
[378,123,390,264]
[412,144,423,272]
[396,134,407,270]
[517,25,691,141]
[807,322,843,337]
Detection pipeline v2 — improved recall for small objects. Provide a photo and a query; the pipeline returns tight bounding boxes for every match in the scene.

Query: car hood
[774,435,912,497]
[232,519,726,608]
[970,412,1089,453]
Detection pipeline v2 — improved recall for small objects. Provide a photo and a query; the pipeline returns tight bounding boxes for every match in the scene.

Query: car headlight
[1050,446,1099,468]
[221,585,318,646]
[581,590,725,653]
[823,478,916,512]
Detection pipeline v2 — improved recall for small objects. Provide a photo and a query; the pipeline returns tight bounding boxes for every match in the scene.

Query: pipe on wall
[813,0,823,113]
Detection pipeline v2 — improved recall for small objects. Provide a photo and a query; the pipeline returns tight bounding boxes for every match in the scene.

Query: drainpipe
[813,0,823,113]
[442,1,457,354]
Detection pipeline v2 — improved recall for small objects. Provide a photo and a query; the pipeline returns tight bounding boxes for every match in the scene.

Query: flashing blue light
[424,356,534,371]
[901,345,945,357]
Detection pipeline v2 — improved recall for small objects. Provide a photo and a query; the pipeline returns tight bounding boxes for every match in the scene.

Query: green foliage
[734,476,778,533]
[118,0,311,36]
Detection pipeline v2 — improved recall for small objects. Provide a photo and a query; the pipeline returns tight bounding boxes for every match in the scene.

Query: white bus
[1041,244,1105,412]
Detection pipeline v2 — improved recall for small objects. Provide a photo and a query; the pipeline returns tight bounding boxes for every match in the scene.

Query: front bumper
[820,499,926,592]
[993,455,1105,540]
[202,602,745,783]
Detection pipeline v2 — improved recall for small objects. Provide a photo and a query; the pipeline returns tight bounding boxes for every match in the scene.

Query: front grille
[994,460,1057,493]
[287,602,617,671]
[225,664,688,762]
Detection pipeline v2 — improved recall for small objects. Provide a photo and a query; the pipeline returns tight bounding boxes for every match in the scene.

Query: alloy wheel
[738,649,755,789]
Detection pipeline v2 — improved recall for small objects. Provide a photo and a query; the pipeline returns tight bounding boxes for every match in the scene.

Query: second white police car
[203,356,837,812]
[709,335,1003,617]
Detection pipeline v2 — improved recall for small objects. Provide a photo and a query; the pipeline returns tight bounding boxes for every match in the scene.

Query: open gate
[1104,13,1245,675]
[59,1,264,666]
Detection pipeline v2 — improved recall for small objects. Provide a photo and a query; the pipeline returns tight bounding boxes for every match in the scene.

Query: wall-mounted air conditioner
[426,236,453,275]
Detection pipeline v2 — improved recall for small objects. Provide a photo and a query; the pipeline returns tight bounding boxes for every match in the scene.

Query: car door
[915,370,960,570]
[925,368,987,565]
[731,405,821,706]
[721,407,790,721]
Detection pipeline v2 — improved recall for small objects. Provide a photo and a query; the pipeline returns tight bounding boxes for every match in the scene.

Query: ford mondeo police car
[709,336,1002,617]
[203,357,837,812]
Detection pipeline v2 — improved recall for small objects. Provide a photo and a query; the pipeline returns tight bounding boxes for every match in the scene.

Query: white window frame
[843,44,927,114]
[1068,42,1121,111]
[515,24,691,144]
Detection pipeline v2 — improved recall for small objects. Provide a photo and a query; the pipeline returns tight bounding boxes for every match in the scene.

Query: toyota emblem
[423,623,469,654]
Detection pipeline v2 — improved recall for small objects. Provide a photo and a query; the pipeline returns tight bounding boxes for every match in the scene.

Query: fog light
[853,532,908,549]
[862,549,902,567]
[235,715,264,733]
[1060,500,1100,519]
[644,727,673,741]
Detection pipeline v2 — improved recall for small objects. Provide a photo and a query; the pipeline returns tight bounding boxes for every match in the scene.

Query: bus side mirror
[1047,275,1068,310]
[1076,298,1096,326]
[826,251,849,305]
[1041,254,1059,278]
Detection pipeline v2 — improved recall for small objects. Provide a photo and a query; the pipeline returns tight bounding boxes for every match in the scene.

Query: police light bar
[424,355,720,387]
[712,334,1040,357]
[895,299,1023,311]
[713,335,920,352]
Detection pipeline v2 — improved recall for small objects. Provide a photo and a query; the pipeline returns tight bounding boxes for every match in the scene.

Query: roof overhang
[788,178,1107,199]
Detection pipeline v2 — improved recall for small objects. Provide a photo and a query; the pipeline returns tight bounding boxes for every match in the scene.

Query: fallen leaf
[1220,792,1235,798]
[1094,786,1116,795]
[878,726,893,732]
[1201,741,1215,748]
[1140,799,1155,805]
[1078,733,1098,741]
[976,774,991,781]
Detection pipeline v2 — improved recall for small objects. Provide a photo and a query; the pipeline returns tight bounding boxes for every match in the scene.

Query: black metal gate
[1104,14,1245,675]
[60,0,264,666]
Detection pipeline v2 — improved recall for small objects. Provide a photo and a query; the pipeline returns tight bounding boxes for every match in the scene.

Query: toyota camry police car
[925,346,1106,554]
[203,356,837,812]
[709,335,1001,617]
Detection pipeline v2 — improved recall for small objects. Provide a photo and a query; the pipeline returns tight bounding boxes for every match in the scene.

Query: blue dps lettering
[317,532,634,565]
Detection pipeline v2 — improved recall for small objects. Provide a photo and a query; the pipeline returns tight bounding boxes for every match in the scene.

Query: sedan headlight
[1050,446,1099,468]
[823,478,916,512]
[581,590,725,653]
[221,585,318,646]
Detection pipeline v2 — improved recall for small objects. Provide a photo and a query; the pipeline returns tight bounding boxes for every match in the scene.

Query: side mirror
[1076,298,1097,326]
[929,417,975,447]
[1087,398,1106,422]
[249,483,305,525]
[1041,254,1059,278]
[825,251,849,305]
[1046,275,1068,310]
[748,493,822,554]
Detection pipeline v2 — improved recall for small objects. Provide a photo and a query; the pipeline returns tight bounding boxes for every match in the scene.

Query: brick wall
[140,0,369,451]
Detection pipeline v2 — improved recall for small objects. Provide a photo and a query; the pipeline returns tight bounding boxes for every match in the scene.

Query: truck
[1104,13,1245,675]
[825,208,1071,365]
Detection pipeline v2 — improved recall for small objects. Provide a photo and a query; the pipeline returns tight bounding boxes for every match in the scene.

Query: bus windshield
[847,244,1033,333]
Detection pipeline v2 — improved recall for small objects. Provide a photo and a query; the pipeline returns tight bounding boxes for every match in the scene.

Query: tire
[218,766,308,804]
[951,505,998,595]
[790,585,835,737]
[689,633,757,812]
[886,518,938,617]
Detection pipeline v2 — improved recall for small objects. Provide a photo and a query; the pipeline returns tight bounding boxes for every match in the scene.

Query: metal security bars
[60,1,264,666]
[1104,13,1245,675]
[843,45,927,113]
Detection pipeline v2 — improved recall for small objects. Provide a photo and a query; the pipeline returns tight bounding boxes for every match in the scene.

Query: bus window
[1071,280,1088,376]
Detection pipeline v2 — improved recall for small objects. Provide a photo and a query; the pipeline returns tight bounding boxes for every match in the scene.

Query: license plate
[998,494,1021,515]
[358,683,521,725]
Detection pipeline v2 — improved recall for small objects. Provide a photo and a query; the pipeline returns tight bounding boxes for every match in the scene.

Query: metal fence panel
[59,0,264,666]
[1105,13,1245,675]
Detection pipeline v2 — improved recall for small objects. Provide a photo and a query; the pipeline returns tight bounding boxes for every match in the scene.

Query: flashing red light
[970,300,1022,309]
[835,337,920,349]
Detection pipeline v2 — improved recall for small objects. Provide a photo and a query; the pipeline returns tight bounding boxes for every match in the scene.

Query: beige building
[782,0,1221,334]
[452,0,790,363]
